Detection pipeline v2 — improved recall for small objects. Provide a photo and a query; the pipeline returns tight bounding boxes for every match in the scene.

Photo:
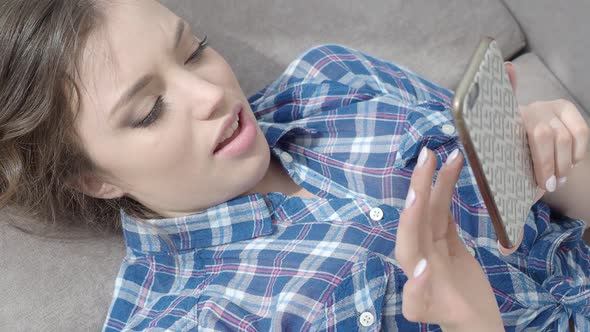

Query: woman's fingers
[530,123,557,192]
[397,148,499,327]
[521,99,589,191]
[548,117,573,180]
[401,259,437,324]
[556,99,590,165]
[430,149,463,240]
[401,248,462,326]
[445,212,466,258]
[522,105,557,192]
[395,147,437,277]
[505,62,517,92]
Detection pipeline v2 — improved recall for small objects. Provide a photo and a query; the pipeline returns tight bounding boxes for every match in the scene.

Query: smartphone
[451,37,537,249]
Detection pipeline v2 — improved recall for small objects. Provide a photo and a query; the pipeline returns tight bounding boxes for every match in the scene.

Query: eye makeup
[132,35,209,129]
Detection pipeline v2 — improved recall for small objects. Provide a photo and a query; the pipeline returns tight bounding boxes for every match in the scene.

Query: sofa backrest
[503,0,590,113]
[162,0,525,96]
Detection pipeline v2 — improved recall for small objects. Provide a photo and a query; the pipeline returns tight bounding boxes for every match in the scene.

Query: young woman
[1,1,589,331]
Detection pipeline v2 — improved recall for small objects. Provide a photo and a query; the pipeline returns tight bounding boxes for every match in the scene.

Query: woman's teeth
[220,118,240,142]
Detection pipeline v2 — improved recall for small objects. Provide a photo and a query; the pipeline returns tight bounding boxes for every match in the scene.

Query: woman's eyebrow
[110,74,154,120]
[109,19,186,120]
[174,19,186,49]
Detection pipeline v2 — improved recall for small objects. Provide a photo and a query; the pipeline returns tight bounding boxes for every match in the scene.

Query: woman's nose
[169,71,225,121]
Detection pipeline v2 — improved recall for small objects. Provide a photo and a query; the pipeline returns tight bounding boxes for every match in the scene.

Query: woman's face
[76,0,271,217]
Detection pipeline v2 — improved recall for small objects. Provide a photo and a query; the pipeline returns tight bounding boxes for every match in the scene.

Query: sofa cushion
[0,211,125,331]
[511,52,588,121]
[161,0,525,96]
[503,0,590,115]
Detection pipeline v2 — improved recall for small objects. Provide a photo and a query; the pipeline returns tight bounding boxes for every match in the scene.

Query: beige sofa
[1,0,589,330]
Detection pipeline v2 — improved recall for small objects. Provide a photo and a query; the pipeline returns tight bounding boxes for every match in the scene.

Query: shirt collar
[256,119,318,148]
[121,193,278,254]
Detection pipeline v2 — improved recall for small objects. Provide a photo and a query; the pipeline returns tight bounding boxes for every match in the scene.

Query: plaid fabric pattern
[103,45,590,331]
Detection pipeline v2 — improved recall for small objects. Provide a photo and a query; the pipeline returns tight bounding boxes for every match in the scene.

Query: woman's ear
[69,171,125,199]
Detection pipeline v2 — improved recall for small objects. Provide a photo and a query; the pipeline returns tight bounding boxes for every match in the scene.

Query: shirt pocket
[393,101,457,170]
[394,100,492,210]
[314,252,390,331]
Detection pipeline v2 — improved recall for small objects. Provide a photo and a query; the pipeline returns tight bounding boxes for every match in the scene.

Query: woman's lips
[212,103,243,153]
[214,116,241,153]
[213,104,256,157]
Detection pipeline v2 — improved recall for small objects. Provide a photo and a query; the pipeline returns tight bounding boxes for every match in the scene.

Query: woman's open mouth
[213,105,257,158]
[214,116,241,153]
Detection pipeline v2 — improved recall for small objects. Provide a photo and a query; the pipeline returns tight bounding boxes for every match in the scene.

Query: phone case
[451,37,537,248]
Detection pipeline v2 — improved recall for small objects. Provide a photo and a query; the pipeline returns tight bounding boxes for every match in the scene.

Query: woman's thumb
[504,61,517,92]
[401,258,437,324]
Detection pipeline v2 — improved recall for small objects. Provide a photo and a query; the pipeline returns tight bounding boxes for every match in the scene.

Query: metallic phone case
[451,37,537,248]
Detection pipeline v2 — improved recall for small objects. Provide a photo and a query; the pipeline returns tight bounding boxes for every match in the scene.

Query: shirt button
[369,207,383,221]
[466,245,476,257]
[359,311,375,327]
[442,124,456,135]
[281,152,294,163]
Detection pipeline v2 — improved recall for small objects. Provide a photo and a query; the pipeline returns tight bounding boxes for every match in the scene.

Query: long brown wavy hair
[0,0,158,234]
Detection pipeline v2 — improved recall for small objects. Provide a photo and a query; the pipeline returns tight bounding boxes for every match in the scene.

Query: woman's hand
[506,62,589,196]
[395,147,503,332]
[499,63,590,254]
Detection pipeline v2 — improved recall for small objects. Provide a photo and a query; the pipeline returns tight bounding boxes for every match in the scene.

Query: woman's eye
[185,35,208,65]
[133,96,166,128]
[132,36,209,129]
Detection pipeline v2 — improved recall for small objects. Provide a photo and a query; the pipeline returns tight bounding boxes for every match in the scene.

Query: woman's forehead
[94,0,178,64]
[77,0,179,117]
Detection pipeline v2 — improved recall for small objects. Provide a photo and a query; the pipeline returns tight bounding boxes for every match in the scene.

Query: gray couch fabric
[0,213,125,331]
[513,52,589,122]
[503,0,590,113]
[1,0,586,331]
[161,0,525,96]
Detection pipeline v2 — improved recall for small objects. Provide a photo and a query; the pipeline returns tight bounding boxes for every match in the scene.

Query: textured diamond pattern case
[452,37,537,247]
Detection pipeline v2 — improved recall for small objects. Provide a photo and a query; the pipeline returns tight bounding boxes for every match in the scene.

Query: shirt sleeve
[253,44,453,106]
[526,215,590,328]
[248,44,467,206]
[102,253,201,332]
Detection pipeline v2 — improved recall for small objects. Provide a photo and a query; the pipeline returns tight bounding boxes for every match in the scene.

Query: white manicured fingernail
[417,147,428,168]
[545,175,557,192]
[446,149,459,166]
[405,188,416,209]
[413,258,427,278]
[558,176,567,187]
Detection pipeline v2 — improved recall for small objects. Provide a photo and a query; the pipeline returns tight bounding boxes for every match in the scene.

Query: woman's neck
[245,154,317,198]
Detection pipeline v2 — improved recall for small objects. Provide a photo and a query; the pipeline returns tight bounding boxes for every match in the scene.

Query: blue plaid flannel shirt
[102,44,590,331]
